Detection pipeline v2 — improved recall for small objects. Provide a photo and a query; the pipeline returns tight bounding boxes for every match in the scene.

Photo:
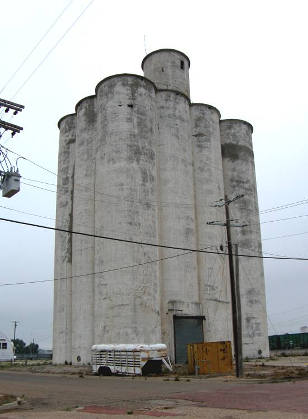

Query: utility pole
[0,98,24,198]
[12,320,19,342]
[0,98,24,137]
[207,194,246,377]
[234,243,243,376]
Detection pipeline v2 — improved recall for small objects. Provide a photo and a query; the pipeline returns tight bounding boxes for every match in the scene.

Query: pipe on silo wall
[53,114,76,364]
[71,96,97,365]
[190,104,232,344]
[142,49,190,98]
[94,75,161,345]
[156,90,199,360]
[220,119,269,358]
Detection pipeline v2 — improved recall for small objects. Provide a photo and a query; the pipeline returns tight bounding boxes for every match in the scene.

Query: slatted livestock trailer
[91,344,172,376]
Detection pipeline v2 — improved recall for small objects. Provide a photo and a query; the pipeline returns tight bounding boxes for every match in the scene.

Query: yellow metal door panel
[187,341,233,374]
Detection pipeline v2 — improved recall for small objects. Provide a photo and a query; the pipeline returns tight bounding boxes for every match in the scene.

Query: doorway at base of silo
[173,315,205,364]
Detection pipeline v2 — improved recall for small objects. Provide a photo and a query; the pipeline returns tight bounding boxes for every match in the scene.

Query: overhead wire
[0,203,296,260]
[0,244,216,288]
[2,144,308,218]
[18,174,308,222]
[0,0,74,95]
[0,145,56,176]
[11,0,95,100]
[0,216,308,261]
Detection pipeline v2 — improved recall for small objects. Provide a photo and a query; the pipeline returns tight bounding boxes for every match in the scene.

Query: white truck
[91,343,172,376]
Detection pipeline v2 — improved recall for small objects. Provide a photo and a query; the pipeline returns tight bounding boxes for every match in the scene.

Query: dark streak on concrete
[221,143,254,162]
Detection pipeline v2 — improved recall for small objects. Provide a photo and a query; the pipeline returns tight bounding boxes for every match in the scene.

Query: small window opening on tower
[161,67,164,72]
[180,60,184,70]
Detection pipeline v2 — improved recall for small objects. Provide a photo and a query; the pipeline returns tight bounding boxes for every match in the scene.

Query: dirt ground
[3,355,308,380]
[1,357,308,418]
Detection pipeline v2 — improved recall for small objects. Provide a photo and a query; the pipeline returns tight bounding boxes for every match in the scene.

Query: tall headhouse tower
[53,49,269,365]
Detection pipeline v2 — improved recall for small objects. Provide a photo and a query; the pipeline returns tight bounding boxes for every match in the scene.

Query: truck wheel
[98,366,112,376]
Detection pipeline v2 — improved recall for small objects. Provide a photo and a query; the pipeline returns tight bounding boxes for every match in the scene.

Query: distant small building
[300,326,308,333]
[0,331,14,361]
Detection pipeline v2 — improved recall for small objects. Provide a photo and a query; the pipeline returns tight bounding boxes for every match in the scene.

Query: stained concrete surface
[1,371,308,418]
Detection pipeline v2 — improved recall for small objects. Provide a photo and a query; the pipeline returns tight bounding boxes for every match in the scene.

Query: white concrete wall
[190,104,233,344]
[71,96,97,365]
[155,90,199,360]
[220,119,269,358]
[94,75,161,346]
[53,114,76,364]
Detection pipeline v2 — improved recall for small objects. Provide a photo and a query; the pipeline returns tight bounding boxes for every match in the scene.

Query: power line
[0,204,297,259]
[22,177,57,186]
[0,216,307,261]
[263,231,308,241]
[259,214,308,225]
[0,205,54,221]
[0,0,74,95]
[2,144,308,217]
[0,246,213,288]
[260,198,308,214]
[0,145,56,176]
[11,0,95,100]
[20,177,308,224]
[22,181,56,193]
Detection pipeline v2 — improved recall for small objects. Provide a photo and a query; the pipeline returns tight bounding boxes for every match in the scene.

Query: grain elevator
[53,49,269,365]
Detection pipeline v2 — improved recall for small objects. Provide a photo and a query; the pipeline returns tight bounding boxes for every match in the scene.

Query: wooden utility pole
[233,243,243,377]
[12,320,19,341]
[207,194,246,377]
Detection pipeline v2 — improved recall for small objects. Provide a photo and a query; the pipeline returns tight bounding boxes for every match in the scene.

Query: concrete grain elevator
[53,49,269,365]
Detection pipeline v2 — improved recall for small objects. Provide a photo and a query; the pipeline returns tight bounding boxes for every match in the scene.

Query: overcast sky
[0,0,307,348]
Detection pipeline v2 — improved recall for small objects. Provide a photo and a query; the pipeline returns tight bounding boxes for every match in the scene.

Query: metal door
[187,341,233,374]
[173,316,204,364]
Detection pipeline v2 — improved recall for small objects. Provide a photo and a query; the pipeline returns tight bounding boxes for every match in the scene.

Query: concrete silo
[220,119,269,358]
[155,89,200,362]
[93,75,161,349]
[142,49,190,97]
[53,114,76,364]
[190,104,232,344]
[53,49,269,365]
[71,96,97,363]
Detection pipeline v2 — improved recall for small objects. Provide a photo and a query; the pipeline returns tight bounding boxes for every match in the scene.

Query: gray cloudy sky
[0,0,307,348]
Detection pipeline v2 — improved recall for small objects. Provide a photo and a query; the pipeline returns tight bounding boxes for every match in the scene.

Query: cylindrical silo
[53,114,76,364]
[142,49,190,98]
[94,74,161,345]
[190,104,232,344]
[220,119,269,358]
[155,90,200,362]
[71,96,97,364]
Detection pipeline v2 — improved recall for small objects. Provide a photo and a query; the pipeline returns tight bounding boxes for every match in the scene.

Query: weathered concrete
[156,90,199,360]
[142,49,190,98]
[53,49,269,364]
[53,114,76,364]
[71,96,97,364]
[94,75,161,348]
[190,104,233,344]
[220,119,269,358]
